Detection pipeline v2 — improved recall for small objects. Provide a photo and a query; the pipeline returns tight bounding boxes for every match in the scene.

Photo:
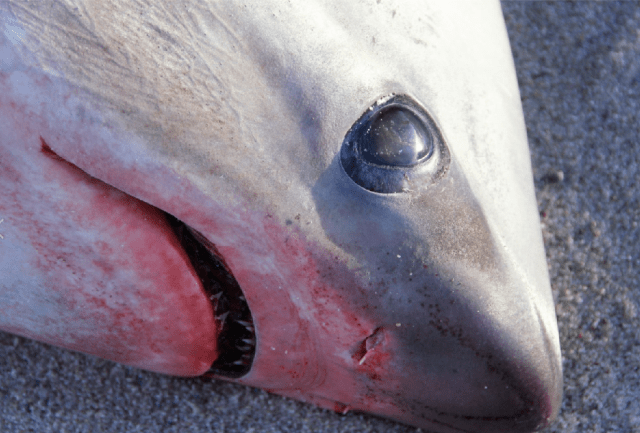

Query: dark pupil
[360,107,432,167]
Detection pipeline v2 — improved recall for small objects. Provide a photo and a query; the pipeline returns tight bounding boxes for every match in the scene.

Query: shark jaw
[41,139,257,378]
[0,1,562,432]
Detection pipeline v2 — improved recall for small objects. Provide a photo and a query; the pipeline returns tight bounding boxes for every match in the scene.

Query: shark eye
[340,94,450,193]
[361,106,432,167]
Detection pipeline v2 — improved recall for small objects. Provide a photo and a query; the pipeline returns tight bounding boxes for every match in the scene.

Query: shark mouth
[165,214,256,378]
[40,140,256,378]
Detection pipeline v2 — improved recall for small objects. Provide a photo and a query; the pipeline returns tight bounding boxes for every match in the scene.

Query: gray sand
[1,2,639,432]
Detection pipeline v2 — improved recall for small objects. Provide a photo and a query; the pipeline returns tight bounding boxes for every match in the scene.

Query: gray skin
[0,1,561,432]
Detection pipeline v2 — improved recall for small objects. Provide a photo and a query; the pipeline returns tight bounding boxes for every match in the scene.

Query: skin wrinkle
[12,0,278,213]
[5,1,389,224]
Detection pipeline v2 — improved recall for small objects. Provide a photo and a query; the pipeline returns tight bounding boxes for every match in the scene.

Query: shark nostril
[354,327,385,366]
[164,214,256,378]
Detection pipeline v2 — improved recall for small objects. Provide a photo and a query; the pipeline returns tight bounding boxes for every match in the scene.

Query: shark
[0,1,562,432]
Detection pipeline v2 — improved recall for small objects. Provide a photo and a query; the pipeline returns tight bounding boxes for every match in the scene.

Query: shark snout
[375,261,563,432]
[254,154,564,431]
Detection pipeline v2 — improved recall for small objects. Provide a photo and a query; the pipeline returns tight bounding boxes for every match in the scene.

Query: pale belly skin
[0,1,562,432]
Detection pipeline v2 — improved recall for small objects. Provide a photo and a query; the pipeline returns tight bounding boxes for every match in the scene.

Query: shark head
[0,1,562,432]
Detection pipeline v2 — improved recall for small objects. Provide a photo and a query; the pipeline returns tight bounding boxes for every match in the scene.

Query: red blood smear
[0,131,219,376]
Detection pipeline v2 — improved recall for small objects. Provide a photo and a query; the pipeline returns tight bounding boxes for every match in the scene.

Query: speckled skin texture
[0,2,638,432]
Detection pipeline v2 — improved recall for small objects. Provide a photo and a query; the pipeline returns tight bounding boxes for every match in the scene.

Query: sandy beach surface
[1,2,638,432]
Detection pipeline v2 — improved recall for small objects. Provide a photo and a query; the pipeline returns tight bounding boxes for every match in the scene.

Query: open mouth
[41,139,256,378]
[165,214,255,378]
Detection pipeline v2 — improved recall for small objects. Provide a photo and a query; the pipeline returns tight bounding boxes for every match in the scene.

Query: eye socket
[340,94,450,193]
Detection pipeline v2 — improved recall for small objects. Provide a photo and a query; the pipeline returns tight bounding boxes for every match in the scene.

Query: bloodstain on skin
[1,126,220,375]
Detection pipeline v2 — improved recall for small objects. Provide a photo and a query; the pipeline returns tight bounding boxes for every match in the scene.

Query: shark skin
[0,1,562,432]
